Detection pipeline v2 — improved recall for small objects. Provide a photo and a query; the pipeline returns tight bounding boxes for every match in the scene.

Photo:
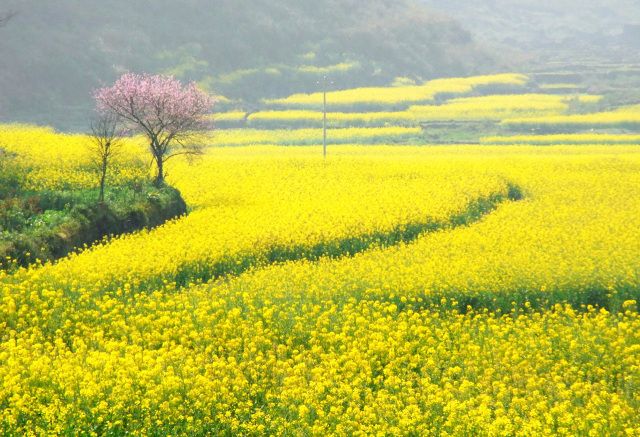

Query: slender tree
[89,113,122,203]
[94,73,215,186]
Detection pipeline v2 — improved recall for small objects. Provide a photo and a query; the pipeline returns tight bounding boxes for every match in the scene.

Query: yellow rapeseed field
[242,91,599,129]
[265,73,528,108]
[502,111,640,131]
[1,123,639,435]
[409,94,600,121]
[482,133,640,145]
[0,124,147,190]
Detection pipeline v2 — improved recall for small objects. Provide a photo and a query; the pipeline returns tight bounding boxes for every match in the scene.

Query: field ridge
[166,183,525,291]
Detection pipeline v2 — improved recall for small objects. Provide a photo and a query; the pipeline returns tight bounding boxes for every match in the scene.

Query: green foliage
[0,153,24,199]
[0,183,187,269]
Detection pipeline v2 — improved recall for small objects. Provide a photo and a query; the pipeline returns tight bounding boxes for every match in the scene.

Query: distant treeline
[0,0,496,131]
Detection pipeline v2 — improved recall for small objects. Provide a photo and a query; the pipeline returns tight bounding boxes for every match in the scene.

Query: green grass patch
[1,181,187,269]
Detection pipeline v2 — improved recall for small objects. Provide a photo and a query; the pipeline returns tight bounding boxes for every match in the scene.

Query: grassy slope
[0,159,187,268]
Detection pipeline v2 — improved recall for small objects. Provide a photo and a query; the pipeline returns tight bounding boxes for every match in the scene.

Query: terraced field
[1,73,640,435]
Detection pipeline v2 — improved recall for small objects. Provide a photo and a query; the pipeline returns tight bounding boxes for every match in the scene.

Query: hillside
[0,0,495,130]
[420,0,640,64]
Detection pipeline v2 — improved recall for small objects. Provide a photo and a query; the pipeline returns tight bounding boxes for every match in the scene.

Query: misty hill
[420,0,640,64]
[0,0,495,130]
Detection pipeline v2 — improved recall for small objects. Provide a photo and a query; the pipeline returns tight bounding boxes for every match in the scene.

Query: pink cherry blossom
[95,73,215,185]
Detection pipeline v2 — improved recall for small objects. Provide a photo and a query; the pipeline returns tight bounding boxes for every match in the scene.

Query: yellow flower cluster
[265,73,528,108]
[219,145,640,310]
[0,124,147,190]
[409,94,599,121]
[482,133,640,145]
[503,111,640,130]
[240,92,599,129]
[213,111,246,123]
[2,292,638,435]
[1,97,640,433]
[5,145,506,294]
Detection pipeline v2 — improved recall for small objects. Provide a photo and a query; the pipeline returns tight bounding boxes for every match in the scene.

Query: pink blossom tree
[95,73,215,186]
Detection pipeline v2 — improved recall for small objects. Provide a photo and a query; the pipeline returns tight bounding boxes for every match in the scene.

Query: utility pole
[323,80,327,159]
[317,75,333,158]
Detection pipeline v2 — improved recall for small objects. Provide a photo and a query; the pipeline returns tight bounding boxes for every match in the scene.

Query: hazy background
[1,0,639,130]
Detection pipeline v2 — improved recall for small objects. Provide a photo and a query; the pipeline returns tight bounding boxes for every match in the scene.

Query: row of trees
[90,73,215,201]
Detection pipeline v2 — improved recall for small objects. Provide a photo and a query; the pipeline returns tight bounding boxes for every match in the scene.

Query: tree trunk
[151,139,166,187]
[154,155,165,187]
[99,172,106,202]
[99,157,107,203]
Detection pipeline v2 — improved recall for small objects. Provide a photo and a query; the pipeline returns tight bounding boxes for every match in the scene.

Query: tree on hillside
[88,113,122,203]
[94,73,215,186]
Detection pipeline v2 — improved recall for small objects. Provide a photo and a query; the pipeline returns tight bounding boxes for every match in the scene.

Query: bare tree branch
[0,11,17,27]
[88,113,123,202]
